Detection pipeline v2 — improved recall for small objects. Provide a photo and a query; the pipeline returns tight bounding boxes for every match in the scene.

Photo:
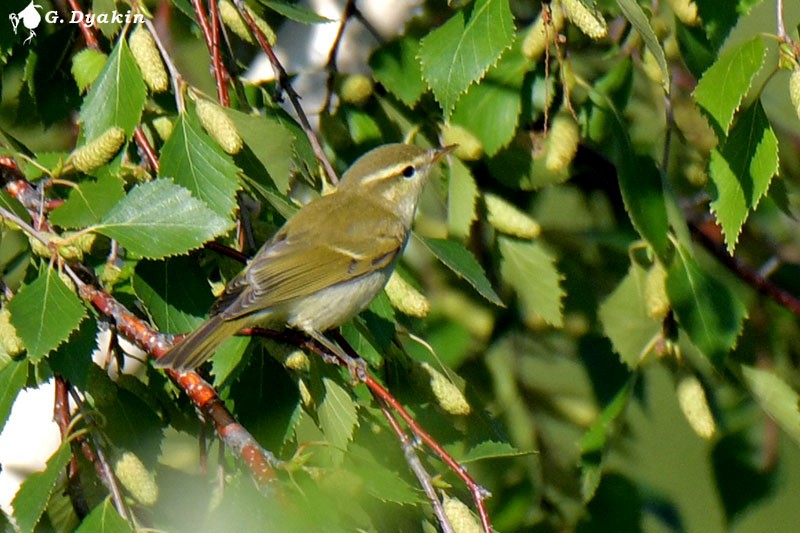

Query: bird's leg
[306,329,368,383]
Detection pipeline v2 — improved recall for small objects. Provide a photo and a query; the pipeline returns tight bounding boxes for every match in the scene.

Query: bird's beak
[431,144,457,162]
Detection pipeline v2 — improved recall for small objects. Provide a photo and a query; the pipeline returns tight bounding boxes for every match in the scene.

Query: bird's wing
[213,192,406,321]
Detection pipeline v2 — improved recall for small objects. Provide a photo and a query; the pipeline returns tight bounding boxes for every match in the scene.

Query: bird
[156,143,452,372]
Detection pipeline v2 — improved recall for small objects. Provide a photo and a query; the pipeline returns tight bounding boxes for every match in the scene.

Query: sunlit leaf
[498,237,563,326]
[91,179,232,259]
[318,377,358,453]
[12,444,72,533]
[75,499,132,533]
[693,36,766,136]
[447,158,478,239]
[160,112,241,219]
[450,39,526,156]
[71,48,107,93]
[50,174,125,228]
[419,236,503,306]
[7,267,86,361]
[708,101,778,253]
[0,359,27,434]
[418,0,515,118]
[80,38,146,139]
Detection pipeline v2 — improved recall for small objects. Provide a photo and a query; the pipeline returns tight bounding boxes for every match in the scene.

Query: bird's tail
[155,315,243,371]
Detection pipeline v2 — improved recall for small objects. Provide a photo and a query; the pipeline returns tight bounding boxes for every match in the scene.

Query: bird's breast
[286,268,391,333]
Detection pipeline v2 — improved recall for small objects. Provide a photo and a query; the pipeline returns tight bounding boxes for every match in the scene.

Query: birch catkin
[69,127,126,172]
[195,98,243,154]
[129,27,168,93]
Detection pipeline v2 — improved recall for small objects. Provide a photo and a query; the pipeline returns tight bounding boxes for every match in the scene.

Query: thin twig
[365,373,493,533]
[322,0,356,113]
[134,127,159,172]
[65,0,100,49]
[777,0,788,42]
[232,0,339,185]
[689,221,800,317]
[67,388,133,522]
[252,327,493,533]
[54,378,90,518]
[195,0,231,106]
[375,397,454,533]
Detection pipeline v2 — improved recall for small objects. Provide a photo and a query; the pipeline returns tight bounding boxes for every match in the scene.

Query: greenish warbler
[156,143,452,371]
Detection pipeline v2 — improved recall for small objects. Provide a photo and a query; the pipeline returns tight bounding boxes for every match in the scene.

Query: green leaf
[498,237,564,327]
[418,0,515,118]
[71,48,108,93]
[587,58,634,143]
[7,267,87,362]
[347,445,420,505]
[160,112,241,219]
[450,39,526,156]
[133,257,215,334]
[261,0,333,23]
[741,365,800,446]
[340,322,384,368]
[80,38,147,139]
[91,179,232,259]
[225,108,295,193]
[693,36,766,136]
[0,359,27,434]
[708,102,778,253]
[666,244,746,366]
[0,189,31,224]
[615,151,670,262]
[675,23,716,79]
[370,38,427,107]
[598,263,662,368]
[47,317,98,390]
[579,380,633,501]
[12,444,72,533]
[50,175,126,228]
[86,365,163,462]
[616,0,669,94]
[318,377,358,452]
[694,0,740,48]
[459,440,525,463]
[447,158,478,239]
[419,236,503,306]
[75,499,132,533]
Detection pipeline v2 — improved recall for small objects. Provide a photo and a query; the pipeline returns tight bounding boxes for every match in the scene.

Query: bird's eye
[402,165,416,179]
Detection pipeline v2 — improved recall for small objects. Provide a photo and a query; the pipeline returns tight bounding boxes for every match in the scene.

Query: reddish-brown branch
[191,0,230,106]
[54,377,88,517]
[375,399,454,533]
[134,127,160,172]
[204,240,250,263]
[80,284,279,485]
[365,374,492,533]
[689,221,800,317]
[207,0,231,106]
[65,0,100,50]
